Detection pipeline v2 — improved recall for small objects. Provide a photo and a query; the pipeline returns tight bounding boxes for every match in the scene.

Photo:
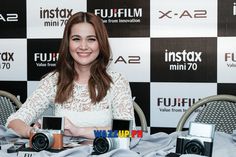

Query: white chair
[0,90,22,125]
[176,94,236,134]
[133,101,148,133]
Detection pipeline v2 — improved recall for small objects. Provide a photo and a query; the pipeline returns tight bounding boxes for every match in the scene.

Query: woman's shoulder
[107,70,129,83]
[41,71,58,79]
[39,71,58,85]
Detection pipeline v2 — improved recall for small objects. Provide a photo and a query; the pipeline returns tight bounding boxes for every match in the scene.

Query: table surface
[1,126,236,157]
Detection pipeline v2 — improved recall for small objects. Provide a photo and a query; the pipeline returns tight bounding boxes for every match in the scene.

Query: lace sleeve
[6,73,57,126]
[110,72,134,121]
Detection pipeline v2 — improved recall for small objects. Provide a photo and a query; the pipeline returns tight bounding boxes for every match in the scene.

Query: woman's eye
[72,38,80,41]
[88,38,96,42]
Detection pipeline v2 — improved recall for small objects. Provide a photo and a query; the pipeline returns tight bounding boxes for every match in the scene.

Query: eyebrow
[71,35,97,38]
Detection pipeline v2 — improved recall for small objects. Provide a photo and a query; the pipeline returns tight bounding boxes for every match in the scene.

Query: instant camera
[93,119,132,154]
[29,116,64,151]
[176,122,215,157]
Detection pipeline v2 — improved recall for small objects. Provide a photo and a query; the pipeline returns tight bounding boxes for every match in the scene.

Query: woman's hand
[63,117,111,139]
[33,121,41,129]
[64,117,77,136]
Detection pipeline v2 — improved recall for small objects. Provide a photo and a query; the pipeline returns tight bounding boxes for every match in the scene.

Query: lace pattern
[6,71,134,127]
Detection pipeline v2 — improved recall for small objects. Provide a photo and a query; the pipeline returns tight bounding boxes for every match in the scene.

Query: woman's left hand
[64,117,77,136]
[33,121,41,129]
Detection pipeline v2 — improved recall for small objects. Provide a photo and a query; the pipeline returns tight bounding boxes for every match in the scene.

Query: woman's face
[69,22,99,69]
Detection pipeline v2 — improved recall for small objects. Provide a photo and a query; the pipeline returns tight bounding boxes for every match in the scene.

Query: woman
[6,12,134,139]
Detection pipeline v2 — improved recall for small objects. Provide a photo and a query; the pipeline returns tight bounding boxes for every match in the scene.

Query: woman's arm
[7,119,33,138]
[111,72,135,121]
[64,117,111,139]
[6,73,56,137]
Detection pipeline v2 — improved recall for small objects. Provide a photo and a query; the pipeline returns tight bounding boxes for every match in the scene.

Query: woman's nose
[79,40,88,49]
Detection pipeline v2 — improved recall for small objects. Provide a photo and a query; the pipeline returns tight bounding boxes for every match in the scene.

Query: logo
[0,13,18,22]
[157,97,201,107]
[94,8,142,24]
[225,52,236,67]
[158,10,207,19]
[94,130,143,138]
[164,49,202,71]
[0,52,14,70]
[39,7,73,27]
[34,52,59,67]
[157,97,201,112]
[95,8,142,18]
[0,0,26,38]
[110,56,141,64]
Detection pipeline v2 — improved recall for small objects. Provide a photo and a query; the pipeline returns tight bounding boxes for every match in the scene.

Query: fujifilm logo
[157,97,201,113]
[0,13,18,22]
[225,52,236,68]
[157,97,201,107]
[34,53,59,62]
[164,49,202,71]
[34,53,59,67]
[40,7,73,19]
[94,8,142,18]
[225,53,236,62]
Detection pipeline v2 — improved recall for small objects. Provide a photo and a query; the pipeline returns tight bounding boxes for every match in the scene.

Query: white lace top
[6,71,134,128]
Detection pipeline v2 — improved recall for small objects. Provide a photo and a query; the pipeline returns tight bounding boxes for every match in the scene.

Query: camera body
[29,129,63,151]
[176,122,215,157]
[29,116,64,151]
[93,137,130,154]
[176,134,213,156]
[93,119,132,154]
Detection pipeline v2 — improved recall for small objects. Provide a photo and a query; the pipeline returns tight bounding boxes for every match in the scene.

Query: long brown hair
[54,12,112,104]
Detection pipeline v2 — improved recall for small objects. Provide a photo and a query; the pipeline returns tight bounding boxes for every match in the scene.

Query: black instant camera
[176,122,215,157]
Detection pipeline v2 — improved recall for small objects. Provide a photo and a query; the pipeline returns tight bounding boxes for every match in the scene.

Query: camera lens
[184,140,204,155]
[93,137,111,154]
[31,132,53,151]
